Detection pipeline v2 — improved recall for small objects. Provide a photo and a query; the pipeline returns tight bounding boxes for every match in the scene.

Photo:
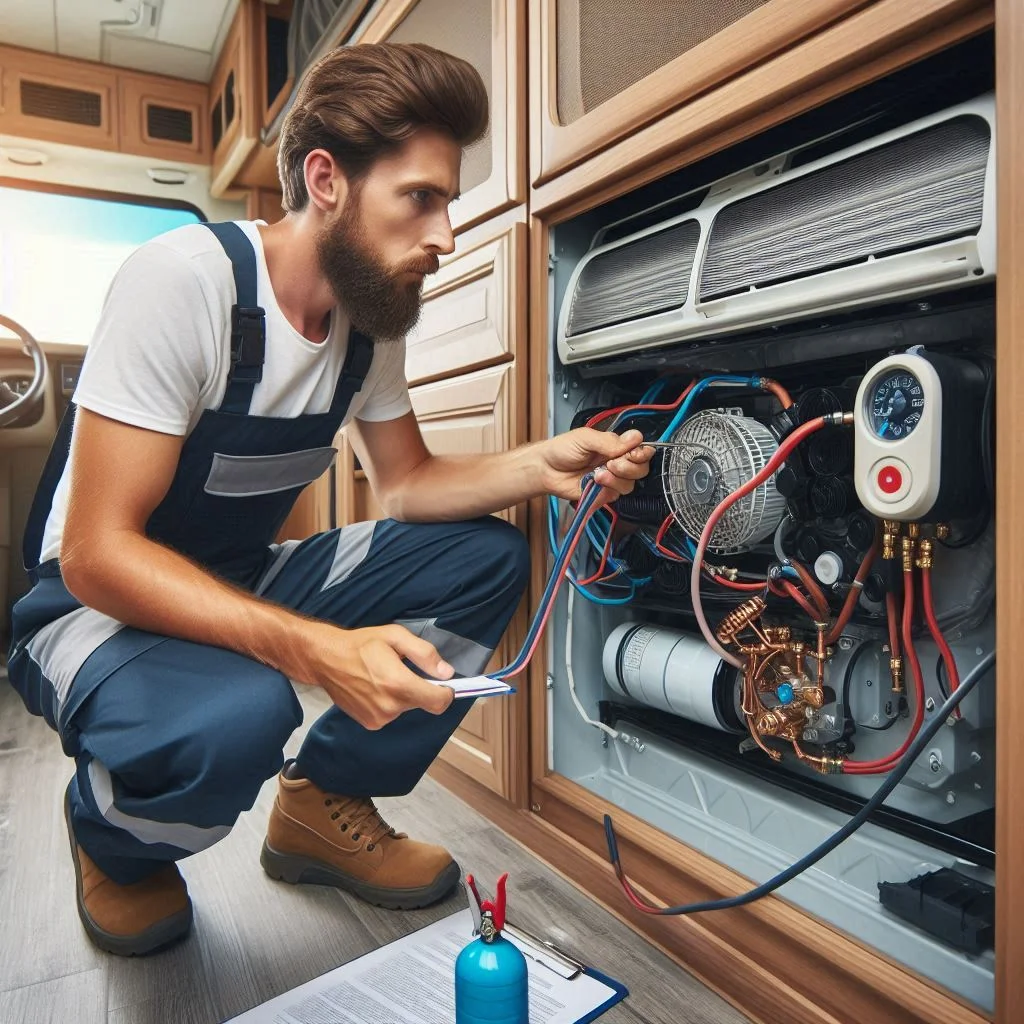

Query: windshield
[0,185,202,347]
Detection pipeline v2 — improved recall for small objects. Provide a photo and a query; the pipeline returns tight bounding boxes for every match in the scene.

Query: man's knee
[462,517,531,600]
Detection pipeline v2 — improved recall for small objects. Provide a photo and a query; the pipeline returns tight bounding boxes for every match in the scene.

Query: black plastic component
[862,573,887,604]
[877,868,994,954]
[654,560,691,597]
[807,430,854,475]
[809,476,856,518]
[846,511,877,552]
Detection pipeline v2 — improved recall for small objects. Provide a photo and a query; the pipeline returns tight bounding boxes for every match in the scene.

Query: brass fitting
[901,535,915,573]
[908,523,921,540]
[890,656,904,694]
[881,520,901,560]
[916,538,934,571]
[935,523,951,541]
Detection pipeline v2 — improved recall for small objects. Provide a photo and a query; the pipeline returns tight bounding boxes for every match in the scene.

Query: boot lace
[322,795,402,851]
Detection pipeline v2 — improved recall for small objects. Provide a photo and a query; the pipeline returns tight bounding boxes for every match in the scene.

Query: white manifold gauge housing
[854,352,941,520]
[662,410,786,553]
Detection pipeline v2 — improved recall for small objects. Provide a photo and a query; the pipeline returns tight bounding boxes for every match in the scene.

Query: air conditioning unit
[557,94,996,365]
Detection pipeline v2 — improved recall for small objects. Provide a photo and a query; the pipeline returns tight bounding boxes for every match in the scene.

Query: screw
[925,697,936,712]
[838,637,854,651]
[975,783,983,791]
[545,674,554,691]
[946,791,956,805]
[971,751,982,764]
[866,679,873,688]
[975,646,984,656]
[531,802,541,813]
[885,701,893,716]
[929,752,942,773]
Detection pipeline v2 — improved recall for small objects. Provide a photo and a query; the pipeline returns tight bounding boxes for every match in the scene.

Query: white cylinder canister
[602,623,743,733]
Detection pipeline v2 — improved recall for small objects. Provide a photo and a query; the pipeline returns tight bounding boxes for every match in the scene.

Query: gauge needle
[881,420,890,435]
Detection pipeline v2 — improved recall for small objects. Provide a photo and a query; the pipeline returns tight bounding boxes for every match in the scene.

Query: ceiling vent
[20,81,102,127]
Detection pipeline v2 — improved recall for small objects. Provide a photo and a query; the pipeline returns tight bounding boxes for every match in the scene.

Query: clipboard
[223,906,628,1024]
[502,919,629,1023]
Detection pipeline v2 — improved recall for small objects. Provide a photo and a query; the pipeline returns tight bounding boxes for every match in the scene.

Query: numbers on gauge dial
[870,371,924,440]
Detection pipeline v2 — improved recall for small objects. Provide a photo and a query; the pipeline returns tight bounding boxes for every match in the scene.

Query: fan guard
[661,411,787,553]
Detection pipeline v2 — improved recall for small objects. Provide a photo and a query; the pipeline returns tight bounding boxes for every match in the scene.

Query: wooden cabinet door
[0,45,118,151]
[210,1,259,197]
[530,0,871,185]
[359,0,525,232]
[118,73,209,165]
[406,223,524,387]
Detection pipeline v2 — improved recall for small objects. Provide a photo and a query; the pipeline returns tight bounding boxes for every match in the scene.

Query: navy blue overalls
[6,222,529,885]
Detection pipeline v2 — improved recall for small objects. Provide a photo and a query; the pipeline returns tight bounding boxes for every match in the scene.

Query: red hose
[789,559,829,621]
[885,592,901,666]
[844,567,925,774]
[825,541,878,645]
[922,564,962,720]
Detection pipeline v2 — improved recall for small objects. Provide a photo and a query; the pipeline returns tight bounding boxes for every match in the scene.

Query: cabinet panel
[530,0,871,184]
[0,46,118,151]
[118,73,209,165]
[406,224,524,386]
[210,1,259,197]
[359,0,524,232]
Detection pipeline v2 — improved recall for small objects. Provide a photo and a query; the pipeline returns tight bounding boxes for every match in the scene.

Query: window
[0,185,202,347]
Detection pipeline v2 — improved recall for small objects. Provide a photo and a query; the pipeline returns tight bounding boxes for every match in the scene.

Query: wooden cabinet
[118,73,209,165]
[210,1,260,197]
[359,0,525,232]
[529,0,870,185]
[0,44,209,164]
[0,45,118,151]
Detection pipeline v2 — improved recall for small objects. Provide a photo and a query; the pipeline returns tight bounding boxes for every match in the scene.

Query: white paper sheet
[226,908,619,1024]
[426,675,513,699]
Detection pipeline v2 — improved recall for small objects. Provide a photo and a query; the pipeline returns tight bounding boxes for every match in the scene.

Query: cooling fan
[661,410,787,553]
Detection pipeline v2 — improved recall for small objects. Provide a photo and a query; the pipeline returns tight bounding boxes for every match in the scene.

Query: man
[7,42,652,958]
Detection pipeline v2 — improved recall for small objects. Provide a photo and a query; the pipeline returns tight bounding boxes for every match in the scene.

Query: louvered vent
[566,221,700,337]
[20,80,101,126]
[699,115,991,302]
[146,104,194,144]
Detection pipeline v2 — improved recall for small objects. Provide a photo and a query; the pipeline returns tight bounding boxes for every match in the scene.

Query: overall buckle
[230,306,265,384]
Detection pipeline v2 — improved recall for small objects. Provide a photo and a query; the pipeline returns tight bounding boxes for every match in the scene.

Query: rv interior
[1,2,1022,1024]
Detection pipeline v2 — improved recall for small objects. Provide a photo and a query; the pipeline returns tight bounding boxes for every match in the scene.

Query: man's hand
[540,427,654,506]
[295,622,457,730]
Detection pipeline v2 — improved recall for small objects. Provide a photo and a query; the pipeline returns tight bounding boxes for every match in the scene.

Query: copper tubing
[825,537,878,644]
[922,561,962,719]
[716,596,767,645]
[886,592,903,693]
[789,560,830,620]
[760,377,794,410]
[782,579,824,622]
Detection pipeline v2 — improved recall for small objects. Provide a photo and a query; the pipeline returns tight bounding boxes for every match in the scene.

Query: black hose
[604,650,994,915]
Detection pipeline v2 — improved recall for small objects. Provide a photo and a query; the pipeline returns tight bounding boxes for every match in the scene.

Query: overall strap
[204,222,265,415]
[328,328,375,418]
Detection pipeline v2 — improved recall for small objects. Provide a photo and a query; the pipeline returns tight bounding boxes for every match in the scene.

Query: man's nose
[425,213,455,256]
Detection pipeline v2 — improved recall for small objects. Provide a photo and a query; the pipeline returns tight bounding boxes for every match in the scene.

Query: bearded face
[315,193,439,341]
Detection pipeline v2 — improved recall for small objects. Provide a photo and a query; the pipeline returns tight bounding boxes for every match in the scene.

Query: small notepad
[427,674,514,699]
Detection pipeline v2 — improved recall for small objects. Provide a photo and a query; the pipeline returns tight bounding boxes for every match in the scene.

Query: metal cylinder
[602,623,743,732]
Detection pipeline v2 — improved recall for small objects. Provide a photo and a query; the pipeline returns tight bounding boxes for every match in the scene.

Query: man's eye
[410,190,430,205]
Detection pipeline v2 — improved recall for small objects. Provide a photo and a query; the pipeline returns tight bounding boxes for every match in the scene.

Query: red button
[877,465,903,494]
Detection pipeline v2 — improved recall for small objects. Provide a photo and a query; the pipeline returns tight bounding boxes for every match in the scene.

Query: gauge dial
[869,370,924,440]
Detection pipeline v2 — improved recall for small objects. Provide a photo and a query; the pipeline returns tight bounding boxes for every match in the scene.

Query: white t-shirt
[38,220,411,563]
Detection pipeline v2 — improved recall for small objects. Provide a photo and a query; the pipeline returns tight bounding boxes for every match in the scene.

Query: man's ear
[304,149,350,213]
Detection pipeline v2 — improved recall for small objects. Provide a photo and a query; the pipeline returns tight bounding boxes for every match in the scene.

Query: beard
[315,202,438,341]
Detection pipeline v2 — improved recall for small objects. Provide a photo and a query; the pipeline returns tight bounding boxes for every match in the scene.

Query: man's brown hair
[277,42,489,212]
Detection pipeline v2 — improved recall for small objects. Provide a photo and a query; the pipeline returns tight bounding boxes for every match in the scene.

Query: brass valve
[916,538,934,571]
[901,535,915,573]
[890,656,904,694]
[881,520,901,561]
[935,523,951,541]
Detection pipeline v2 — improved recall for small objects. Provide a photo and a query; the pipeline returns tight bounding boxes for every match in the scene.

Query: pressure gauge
[854,349,987,523]
[868,371,925,441]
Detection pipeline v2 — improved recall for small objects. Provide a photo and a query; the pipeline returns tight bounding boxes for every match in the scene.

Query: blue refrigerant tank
[455,873,530,1024]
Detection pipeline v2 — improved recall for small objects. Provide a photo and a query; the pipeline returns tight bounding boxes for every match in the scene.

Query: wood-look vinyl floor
[0,678,750,1024]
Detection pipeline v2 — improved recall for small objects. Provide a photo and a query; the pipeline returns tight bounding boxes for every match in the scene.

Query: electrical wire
[565,586,619,739]
[922,563,962,721]
[603,650,993,916]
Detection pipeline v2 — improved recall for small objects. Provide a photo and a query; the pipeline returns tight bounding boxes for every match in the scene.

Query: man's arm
[60,408,455,729]
[348,412,653,523]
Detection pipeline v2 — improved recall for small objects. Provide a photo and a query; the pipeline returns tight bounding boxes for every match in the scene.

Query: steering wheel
[0,313,48,429]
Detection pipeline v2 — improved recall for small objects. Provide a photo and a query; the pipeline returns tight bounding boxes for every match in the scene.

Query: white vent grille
[699,115,990,302]
[566,220,700,337]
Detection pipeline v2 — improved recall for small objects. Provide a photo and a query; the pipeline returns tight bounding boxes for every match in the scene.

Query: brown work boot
[261,767,460,910]
[64,787,192,956]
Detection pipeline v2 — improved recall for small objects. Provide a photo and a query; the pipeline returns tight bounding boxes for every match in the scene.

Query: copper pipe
[825,532,879,644]
[759,377,794,409]
[716,597,767,645]
[790,741,843,774]
[789,560,830,620]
